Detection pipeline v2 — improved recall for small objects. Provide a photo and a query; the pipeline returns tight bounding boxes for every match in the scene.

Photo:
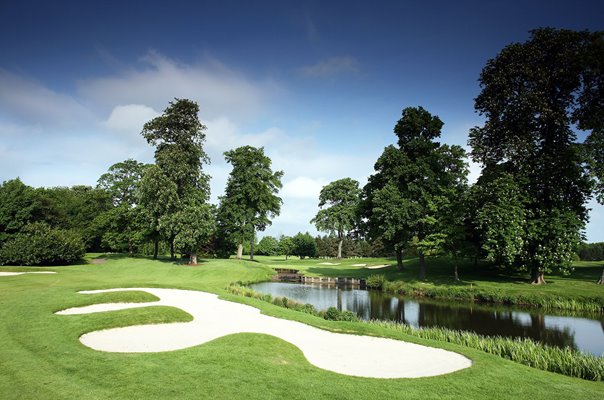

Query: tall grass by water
[382,280,604,313]
[229,284,604,381]
[370,320,604,382]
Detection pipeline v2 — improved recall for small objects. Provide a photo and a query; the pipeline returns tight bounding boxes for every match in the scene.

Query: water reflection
[250,282,604,357]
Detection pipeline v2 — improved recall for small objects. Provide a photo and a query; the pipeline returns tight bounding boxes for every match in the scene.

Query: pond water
[250,282,604,357]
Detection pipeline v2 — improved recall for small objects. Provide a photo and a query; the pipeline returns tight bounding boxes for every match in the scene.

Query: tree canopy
[469,28,604,283]
[311,178,360,259]
[362,107,467,274]
[217,146,283,260]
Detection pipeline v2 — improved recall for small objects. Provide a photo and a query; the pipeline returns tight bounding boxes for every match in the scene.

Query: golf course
[1,255,602,399]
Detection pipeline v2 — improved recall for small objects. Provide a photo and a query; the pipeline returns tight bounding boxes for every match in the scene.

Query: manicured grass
[255,255,604,311]
[1,255,603,399]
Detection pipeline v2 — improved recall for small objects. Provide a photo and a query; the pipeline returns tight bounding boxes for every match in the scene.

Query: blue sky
[0,0,602,241]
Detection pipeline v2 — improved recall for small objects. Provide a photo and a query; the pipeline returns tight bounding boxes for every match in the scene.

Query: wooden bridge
[273,268,366,288]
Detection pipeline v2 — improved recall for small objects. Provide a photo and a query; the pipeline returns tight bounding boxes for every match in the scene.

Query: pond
[249,282,604,357]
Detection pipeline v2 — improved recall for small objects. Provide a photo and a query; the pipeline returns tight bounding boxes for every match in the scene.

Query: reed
[227,284,604,381]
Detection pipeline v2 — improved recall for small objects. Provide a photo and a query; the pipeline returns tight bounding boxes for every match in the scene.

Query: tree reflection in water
[250,282,603,356]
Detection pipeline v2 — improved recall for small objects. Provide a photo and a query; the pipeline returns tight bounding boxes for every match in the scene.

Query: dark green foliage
[365,274,386,290]
[139,99,214,260]
[0,223,85,265]
[323,307,359,322]
[292,232,317,259]
[585,130,604,204]
[141,98,210,199]
[40,185,113,251]
[577,242,604,261]
[473,171,525,265]
[97,159,149,207]
[361,107,467,274]
[255,236,280,256]
[0,178,51,244]
[311,178,360,259]
[217,146,283,259]
[278,235,295,259]
[469,28,604,282]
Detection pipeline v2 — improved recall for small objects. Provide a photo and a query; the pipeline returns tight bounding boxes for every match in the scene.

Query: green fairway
[1,255,603,399]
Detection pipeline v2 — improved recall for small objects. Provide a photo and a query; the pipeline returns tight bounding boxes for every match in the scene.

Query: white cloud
[281,176,327,200]
[78,51,280,121]
[0,70,95,127]
[299,56,359,78]
[105,104,160,138]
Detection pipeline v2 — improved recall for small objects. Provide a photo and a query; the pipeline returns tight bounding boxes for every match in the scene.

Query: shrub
[366,274,386,290]
[323,307,359,322]
[0,223,85,266]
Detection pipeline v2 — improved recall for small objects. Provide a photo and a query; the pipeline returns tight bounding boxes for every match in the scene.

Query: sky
[0,0,603,242]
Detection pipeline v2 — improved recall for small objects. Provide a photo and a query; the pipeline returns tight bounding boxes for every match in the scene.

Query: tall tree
[97,159,149,207]
[278,235,295,260]
[311,178,360,259]
[141,99,210,200]
[137,165,178,259]
[217,146,283,260]
[469,28,604,284]
[361,107,467,276]
[140,99,214,261]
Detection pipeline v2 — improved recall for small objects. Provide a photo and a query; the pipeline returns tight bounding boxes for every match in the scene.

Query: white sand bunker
[365,265,389,269]
[351,263,367,267]
[0,271,56,276]
[318,262,340,265]
[57,288,471,378]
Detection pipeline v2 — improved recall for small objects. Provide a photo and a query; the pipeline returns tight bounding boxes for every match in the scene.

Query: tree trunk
[395,247,404,271]
[190,252,198,265]
[453,261,460,282]
[128,238,133,257]
[170,240,175,260]
[249,226,255,260]
[153,238,159,260]
[285,254,289,260]
[597,268,604,285]
[236,243,243,260]
[337,238,343,259]
[418,251,426,280]
[530,268,546,285]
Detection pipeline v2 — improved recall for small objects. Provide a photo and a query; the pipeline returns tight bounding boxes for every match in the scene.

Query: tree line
[310,29,603,284]
[0,28,602,285]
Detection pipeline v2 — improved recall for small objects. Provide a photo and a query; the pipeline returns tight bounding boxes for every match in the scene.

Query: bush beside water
[227,284,604,381]
[382,280,604,313]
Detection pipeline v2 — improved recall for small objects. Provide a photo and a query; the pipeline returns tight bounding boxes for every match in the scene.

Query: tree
[140,99,213,260]
[311,178,360,259]
[171,199,216,265]
[473,170,526,266]
[141,99,210,200]
[0,178,47,244]
[278,235,295,260]
[469,28,603,284]
[137,165,178,259]
[97,159,149,207]
[256,236,280,256]
[292,232,317,259]
[217,146,283,260]
[361,107,467,276]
